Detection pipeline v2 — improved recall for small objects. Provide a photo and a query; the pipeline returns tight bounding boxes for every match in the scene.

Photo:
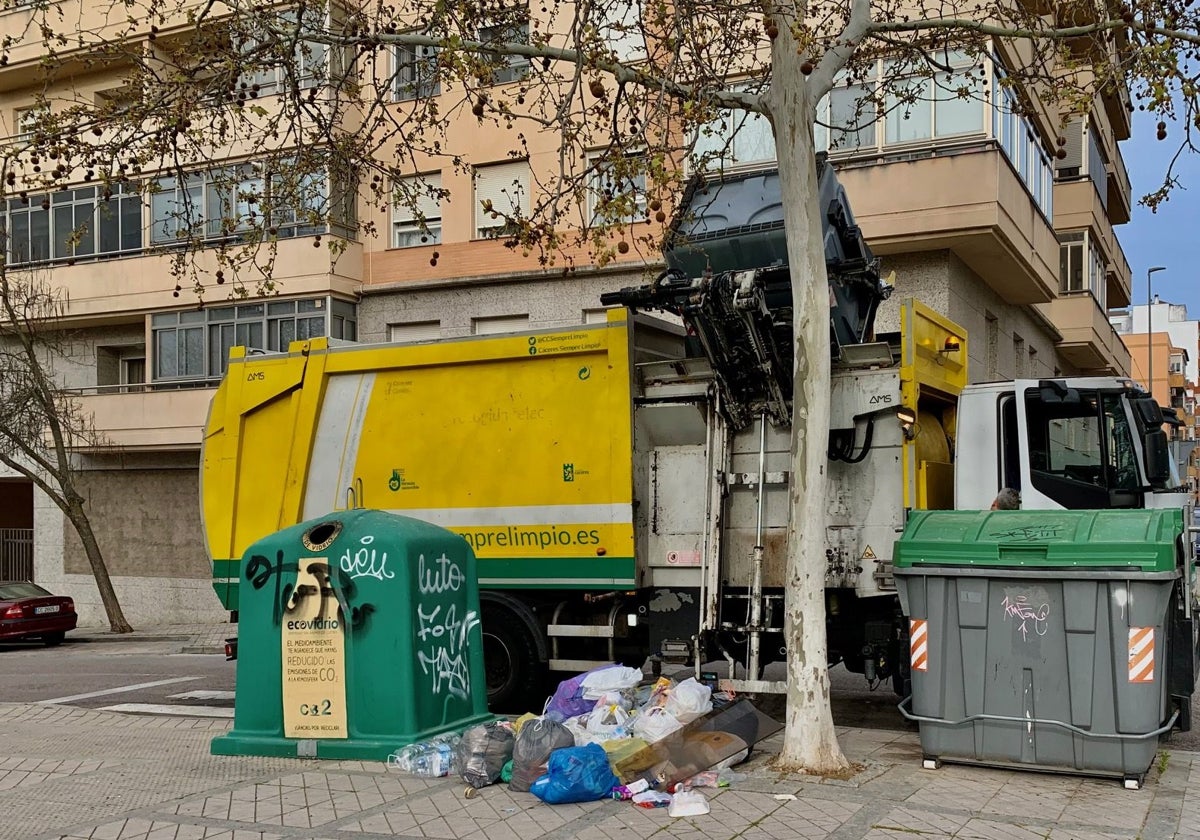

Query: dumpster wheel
[921,757,941,770]
[1123,775,1144,791]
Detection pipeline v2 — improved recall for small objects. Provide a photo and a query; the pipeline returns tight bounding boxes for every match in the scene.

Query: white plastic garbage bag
[668,789,711,817]
[630,706,683,743]
[580,665,642,699]
[562,714,591,746]
[663,677,712,724]
[585,703,633,741]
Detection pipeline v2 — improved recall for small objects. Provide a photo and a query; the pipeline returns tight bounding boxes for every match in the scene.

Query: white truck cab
[956,378,1191,513]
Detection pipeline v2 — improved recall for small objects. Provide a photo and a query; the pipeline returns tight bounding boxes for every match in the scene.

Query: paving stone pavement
[19,624,1200,840]
[4,698,1200,840]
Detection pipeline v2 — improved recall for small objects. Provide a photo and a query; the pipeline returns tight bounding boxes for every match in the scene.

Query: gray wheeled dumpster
[894,508,1194,788]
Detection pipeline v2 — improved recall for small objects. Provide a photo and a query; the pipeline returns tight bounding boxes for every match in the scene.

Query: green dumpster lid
[894,509,1183,572]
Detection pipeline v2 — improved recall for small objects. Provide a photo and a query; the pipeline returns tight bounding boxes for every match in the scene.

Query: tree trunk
[65,499,132,633]
[767,39,850,775]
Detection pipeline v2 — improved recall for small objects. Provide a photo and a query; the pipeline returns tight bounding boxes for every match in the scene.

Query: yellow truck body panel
[205,314,637,610]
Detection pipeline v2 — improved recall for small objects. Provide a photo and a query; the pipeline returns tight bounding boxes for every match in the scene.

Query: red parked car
[0,581,77,646]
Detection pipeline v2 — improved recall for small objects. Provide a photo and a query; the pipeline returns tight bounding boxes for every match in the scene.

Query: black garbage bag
[456,721,515,789]
[510,716,576,792]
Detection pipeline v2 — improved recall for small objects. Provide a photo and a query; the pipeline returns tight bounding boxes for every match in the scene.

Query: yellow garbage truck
[202,161,1195,710]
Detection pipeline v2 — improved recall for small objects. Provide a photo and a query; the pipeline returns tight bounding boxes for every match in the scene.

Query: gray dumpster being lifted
[894,508,1196,789]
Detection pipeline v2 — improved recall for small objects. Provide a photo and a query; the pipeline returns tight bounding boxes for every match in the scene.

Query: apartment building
[0,3,1135,626]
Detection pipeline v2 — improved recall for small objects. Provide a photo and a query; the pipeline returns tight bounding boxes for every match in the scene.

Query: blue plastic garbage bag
[529,743,619,804]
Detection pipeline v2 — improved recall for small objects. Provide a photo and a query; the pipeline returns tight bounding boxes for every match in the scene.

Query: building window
[329,299,357,341]
[13,103,47,144]
[600,0,646,62]
[1055,116,1108,212]
[151,297,356,381]
[993,68,1054,220]
[392,173,442,248]
[474,160,530,238]
[392,38,440,101]
[1087,123,1108,210]
[588,151,647,224]
[388,320,441,343]
[150,164,352,245]
[5,184,142,266]
[238,5,347,94]
[883,52,985,145]
[472,314,529,334]
[97,345,147,392]
[1059,232,1085,293]
[815,81,877,151]
[478,18,529,84]
[123,357,147,390]
[692,85,775,171]
[1058,230,1106,308]
[152,310,207,380]
[697,55,985,170]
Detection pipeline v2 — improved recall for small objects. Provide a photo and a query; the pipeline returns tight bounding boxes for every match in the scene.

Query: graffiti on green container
[416,553,477,700]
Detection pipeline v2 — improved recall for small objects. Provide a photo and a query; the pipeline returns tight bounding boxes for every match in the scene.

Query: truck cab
[956,378,1189,512]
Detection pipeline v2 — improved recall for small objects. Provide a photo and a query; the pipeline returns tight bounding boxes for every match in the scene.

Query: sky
[1121,108,1200,315]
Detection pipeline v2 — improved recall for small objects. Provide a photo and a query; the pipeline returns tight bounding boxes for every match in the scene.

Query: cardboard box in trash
[612,699,782,788]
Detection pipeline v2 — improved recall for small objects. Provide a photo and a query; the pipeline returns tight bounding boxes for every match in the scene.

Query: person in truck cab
[991,488,1021,510]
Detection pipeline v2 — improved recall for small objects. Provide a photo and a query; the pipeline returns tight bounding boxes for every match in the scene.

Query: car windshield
[0,582,51,599]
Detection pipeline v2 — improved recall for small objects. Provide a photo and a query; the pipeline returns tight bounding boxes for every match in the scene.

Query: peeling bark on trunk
[766,37,850,775]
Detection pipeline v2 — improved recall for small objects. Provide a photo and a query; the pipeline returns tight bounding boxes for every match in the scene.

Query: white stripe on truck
[303,372,376,520]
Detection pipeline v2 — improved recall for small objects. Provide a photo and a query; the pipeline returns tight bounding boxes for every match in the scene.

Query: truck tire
[481,605,544,713]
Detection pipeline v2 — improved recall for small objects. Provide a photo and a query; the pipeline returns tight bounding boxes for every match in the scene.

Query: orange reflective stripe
[909,618,928,672]
[1128,627,1155,683]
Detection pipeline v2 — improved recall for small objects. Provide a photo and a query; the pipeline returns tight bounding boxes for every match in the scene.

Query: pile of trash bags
[386,664,780,815]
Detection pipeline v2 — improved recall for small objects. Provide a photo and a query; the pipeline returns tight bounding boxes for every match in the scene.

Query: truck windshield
[1024,387,1141,508]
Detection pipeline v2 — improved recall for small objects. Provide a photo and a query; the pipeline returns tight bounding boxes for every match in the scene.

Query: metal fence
[0,529,33,581]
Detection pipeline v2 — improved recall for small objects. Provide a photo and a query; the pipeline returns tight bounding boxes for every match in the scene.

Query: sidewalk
[4,694,1200,840]
[35,624,1200,839]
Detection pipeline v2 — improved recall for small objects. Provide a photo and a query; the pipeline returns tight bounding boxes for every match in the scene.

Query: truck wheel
[481,606,544,713]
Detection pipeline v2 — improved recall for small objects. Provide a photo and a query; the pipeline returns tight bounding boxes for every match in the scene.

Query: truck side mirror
[1132,396,1164,427]
[1143,428,1171,484]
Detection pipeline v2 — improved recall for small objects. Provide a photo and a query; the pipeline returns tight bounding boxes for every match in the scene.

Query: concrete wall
[53,324,147,390]
[877,249,1061,382]
[36,452,224,628]
[357,268,654,342]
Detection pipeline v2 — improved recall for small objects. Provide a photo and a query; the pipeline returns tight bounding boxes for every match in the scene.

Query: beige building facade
[0,2,1134,626]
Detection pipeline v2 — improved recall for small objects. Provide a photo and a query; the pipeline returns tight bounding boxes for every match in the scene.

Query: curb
[180,644,227,655]
[70,633,196,643]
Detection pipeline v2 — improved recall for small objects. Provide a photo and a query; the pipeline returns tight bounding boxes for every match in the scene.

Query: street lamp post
[1147,266,1167,398]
